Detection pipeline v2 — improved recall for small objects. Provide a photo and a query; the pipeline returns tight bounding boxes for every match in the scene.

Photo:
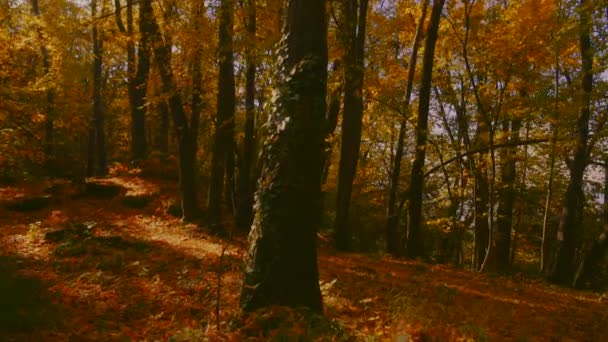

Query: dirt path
[0,178,606,341]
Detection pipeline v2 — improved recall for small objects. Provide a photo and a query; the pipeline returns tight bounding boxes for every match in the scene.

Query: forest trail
[0,176,606,341]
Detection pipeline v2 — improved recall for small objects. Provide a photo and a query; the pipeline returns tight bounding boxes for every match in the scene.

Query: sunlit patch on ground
[0,177,607,340]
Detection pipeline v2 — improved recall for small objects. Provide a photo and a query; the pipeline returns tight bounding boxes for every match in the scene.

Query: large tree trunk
[236,0,257,231]
[30,0,55,165]
[240,0,327,312]
[87,0,107,177]
[385,0,428,256]
[405,0,444,258]
[549,0,593,285]
[130,0,152,161]
[147,0,198,220]
[334,0,369,251]
[208,0,236,231]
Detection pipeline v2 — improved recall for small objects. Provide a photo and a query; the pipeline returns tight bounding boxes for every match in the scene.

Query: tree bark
[549,0,593,285]
[156,14,173,157]
[541,58,560,274]
[130,0,152,161]
[320,60,342,185]
[147,0,198,220]
[573,159,608,288]
[240,0,327,312]
[190,1,203,159]
[236,0,257,231]
[87,0,107,176]
[489,118,521,272]
[334,0,369,251]
[208,0,236,231]
[30,0,55,165]
[405,0,444,258]
[385,0,428,256]
[114,0,140,161]
[158,100,170,155]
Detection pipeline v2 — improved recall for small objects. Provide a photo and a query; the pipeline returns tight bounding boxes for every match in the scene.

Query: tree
[334,0,369,251]
[208,0,236,231]
[131,0,152,161]
[574,159,608,288]
[321,59,342,185]
[385,0,429,256]
[29,0,55,166]
[490,116,522,272]
[549,0,594,285]
[235,0,257,231]
[147,0,199,221]
[406,0,445,258]
[87,0,107,177]
[240,0,327,312]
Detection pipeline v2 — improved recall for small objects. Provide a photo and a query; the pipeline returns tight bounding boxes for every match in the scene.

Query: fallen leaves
[0,177,606,341]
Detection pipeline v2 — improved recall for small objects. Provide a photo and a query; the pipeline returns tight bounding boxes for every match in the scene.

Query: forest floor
[0,175,607,341]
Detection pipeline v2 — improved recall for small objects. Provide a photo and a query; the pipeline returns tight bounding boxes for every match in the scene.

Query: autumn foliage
[2,0,608,340]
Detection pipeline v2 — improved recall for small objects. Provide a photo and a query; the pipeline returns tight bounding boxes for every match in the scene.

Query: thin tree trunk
[236,0,257,231]
[114,0,138,160]
[88,0,107,176]
[190,1,203,158]
[208,0,236,231]
[30,0,55,165]
[131,0,152,161]
[406,0,444,258]
[147,0,198,220]
[549,0,593,285]
[541,56,560,273]
[240,0,327,312]
[512,121,530,266]
[462,0,493,270]
[473,169,489,269]
[334,0,369,251]
[385,0,428,256]
[157,0,178,160]
[320,60,342,185]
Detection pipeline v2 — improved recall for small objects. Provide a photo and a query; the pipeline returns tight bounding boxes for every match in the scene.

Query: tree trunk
[157,33,172,157]
[131,0,152,161]
[473,170,489,269]
[334,0,369,251]
[549,0,593,285]
[158,100,170,155]
[405,0,444,258]
[573,159,608,288]
[541,60,560,274]
[208,0,236,231]
[240,0,327,313]
[236,0,257,231]
[385,0,428,256]
[320,60,342,185]
[489,118,521,272]
[190,1,203,159]
[147,0,198,220]
[88,0,107,176]
[30,0,55,165]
